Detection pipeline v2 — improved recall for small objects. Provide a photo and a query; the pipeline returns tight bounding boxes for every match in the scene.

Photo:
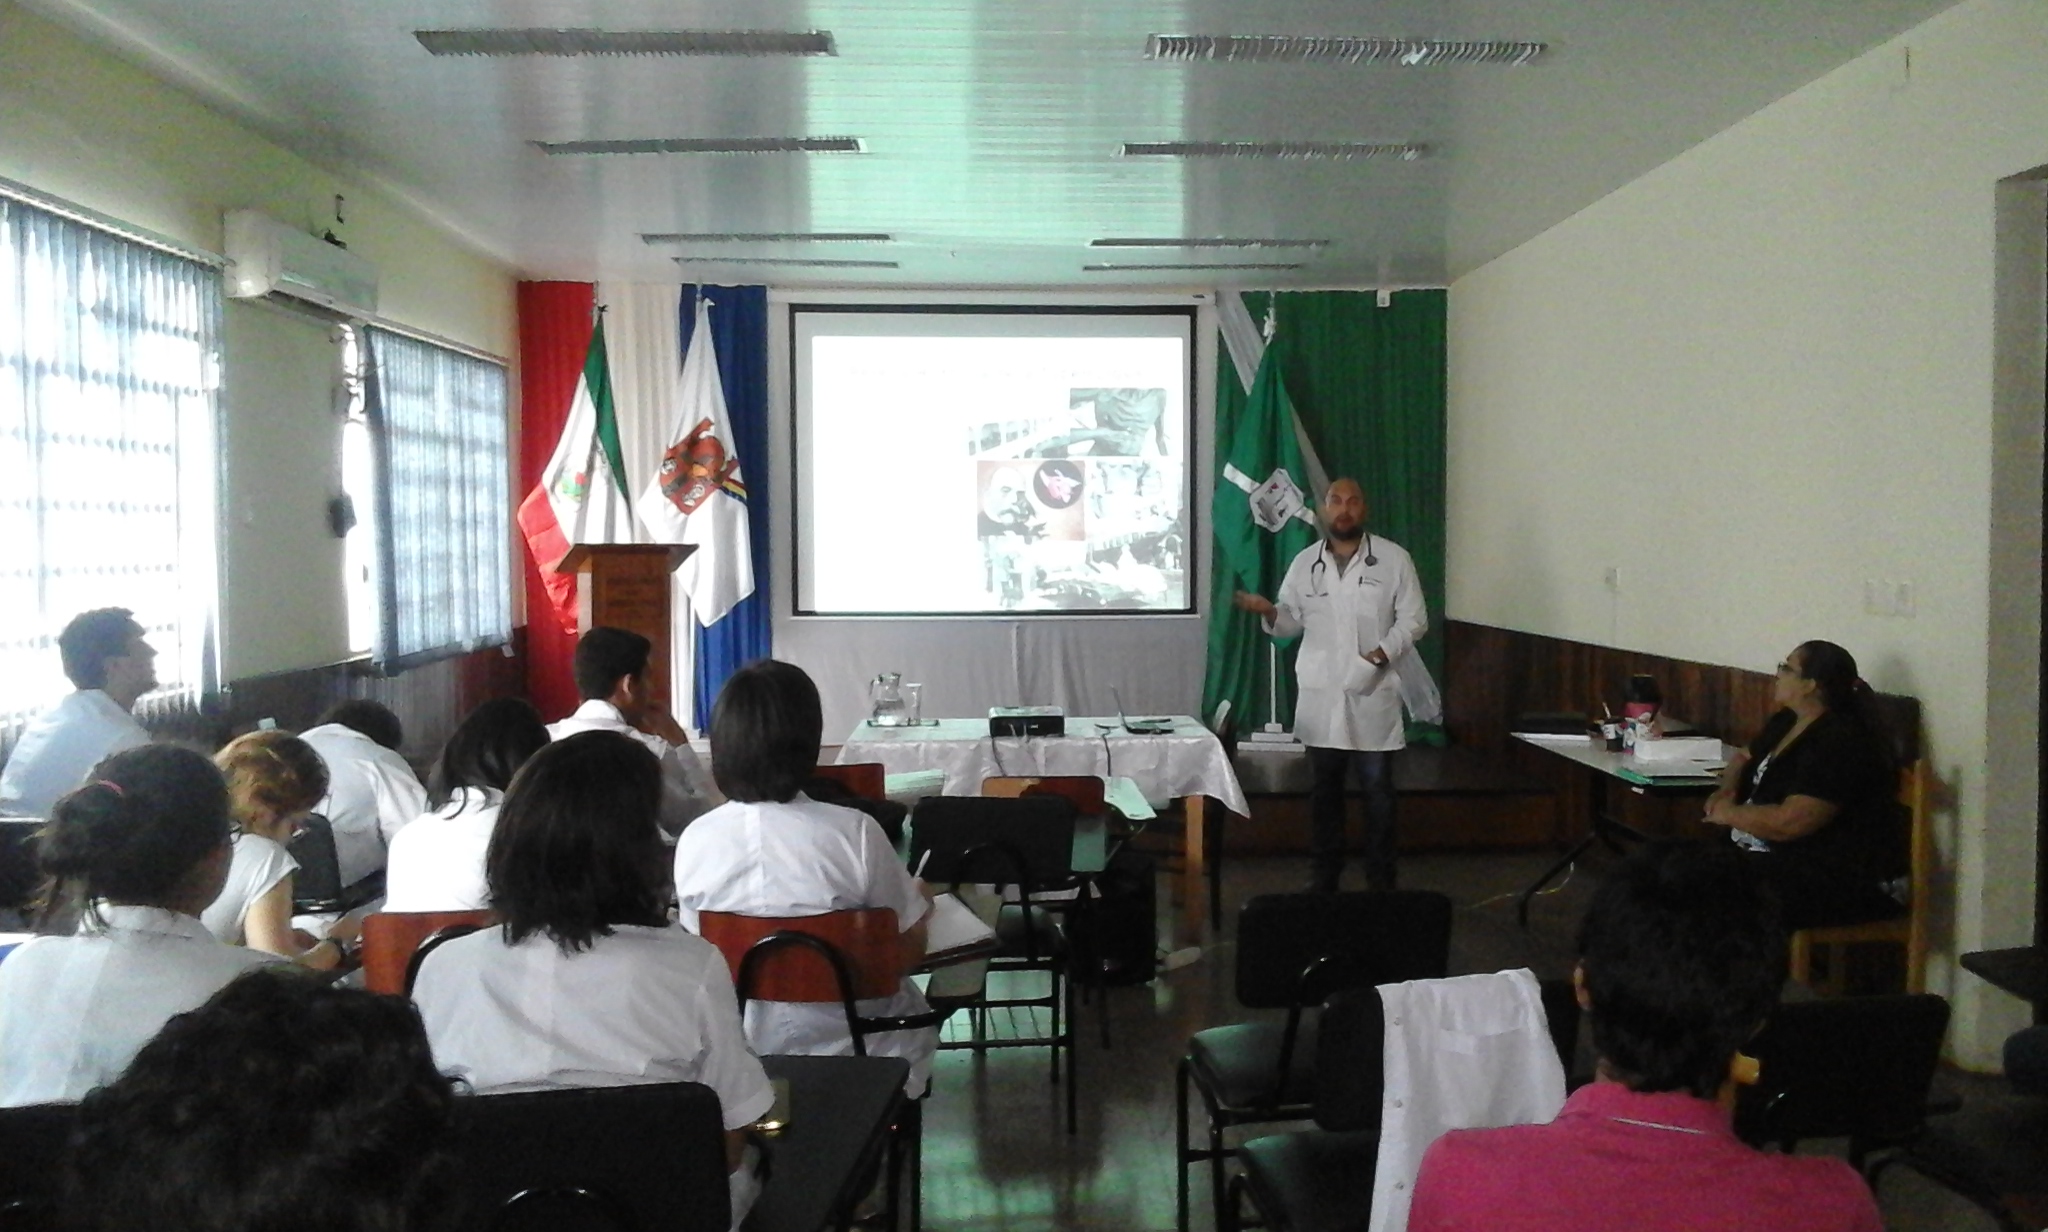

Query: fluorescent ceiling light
[673,257,899,269]
[1091,237,1328,249]
[641,232,892,244]
[416,29,836,57]
[1083,262,1305,272]
[535,137,866,156]
[1145,34,1544,66]
[1120,141,1426,161]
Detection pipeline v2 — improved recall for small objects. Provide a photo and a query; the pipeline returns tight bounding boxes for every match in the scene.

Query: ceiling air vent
[1120,141,1426,161]
[416,29,836,57]
[1145,35,1544,66]
[641,232,892,244]
[1083,262,1305,273]
[1091,237,1327,249]
[535,137,865,156]
[672,257,899,269]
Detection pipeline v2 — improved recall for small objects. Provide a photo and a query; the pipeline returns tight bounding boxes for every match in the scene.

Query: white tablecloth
[839,716,1248,816]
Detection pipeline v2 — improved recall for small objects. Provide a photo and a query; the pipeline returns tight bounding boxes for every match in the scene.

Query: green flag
[1203,348,1318,730]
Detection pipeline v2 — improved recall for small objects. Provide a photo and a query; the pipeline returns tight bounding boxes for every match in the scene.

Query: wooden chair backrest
[982,774,1106,815]
[1899,759,1934,991]
[360,909,497,994]
[812,762,887,803]
[697,908,905,1003]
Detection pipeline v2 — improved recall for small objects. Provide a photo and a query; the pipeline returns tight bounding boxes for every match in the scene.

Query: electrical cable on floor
[1463,861,1576,911]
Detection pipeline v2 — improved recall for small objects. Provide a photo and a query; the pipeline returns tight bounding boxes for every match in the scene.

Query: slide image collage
[968,388,1187,610]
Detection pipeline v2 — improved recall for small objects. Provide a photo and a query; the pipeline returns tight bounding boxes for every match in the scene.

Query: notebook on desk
[922,892,999,965]
[1112,686,1175,735]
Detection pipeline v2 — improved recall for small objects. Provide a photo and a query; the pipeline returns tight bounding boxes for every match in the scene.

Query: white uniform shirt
[198,833,297,944]
[299,723,429,888]
[1266,536,1429,752]
[548,700,717,833]
[412,923,774,1129]
[0,905,279,1106]
[672,795,936,1096]
[383,787,501,913]
[0,690,150,818]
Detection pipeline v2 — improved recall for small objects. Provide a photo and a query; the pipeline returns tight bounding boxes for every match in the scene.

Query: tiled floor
[913,851,2006,1231]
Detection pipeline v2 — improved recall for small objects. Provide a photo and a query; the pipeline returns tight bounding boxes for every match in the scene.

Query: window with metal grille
[0,193,221,731]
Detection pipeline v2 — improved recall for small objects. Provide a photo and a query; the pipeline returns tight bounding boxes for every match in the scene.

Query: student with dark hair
[210,730,356,970]
[0,608,157,818]
[0,746,278,1106]
[411,731,772,1227]
[300,698,428,889]
[384,697,550,912]
[1703,639,1905,929]
[672,659,938,1095]
[1409,841,1882,1231]
[548,625,716,833]
[65,969,457,1232]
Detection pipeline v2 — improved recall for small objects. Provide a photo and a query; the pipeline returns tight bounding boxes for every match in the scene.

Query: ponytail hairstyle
[37,745,232,919]
[214,730,329,829]
[1793,640,1896,770]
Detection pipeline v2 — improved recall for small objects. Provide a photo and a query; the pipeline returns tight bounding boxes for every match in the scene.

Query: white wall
[0,2,518,677]
[1447,0,2047,1067]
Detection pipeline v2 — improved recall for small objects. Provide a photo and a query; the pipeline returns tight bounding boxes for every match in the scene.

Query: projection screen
[792,305,1195,616]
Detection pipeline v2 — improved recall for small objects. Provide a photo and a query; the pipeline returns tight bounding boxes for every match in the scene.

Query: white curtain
[598,281,702,728]
[363,327,511,669]
[0,194,220,729]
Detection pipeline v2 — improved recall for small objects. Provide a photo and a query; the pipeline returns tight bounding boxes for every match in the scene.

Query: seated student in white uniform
[672,659,939,1097]
[547,626,717,835]
[412,731,772,1229]
[298,699,429,891]
[210,730,358,971]
[384,697,550,913]
[0,608,157,819]
[66,970,459,1232]
[0,745,279,1107]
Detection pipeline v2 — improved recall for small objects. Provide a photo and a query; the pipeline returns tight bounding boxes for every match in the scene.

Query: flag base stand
[1245,726,1303,747]
[1245,641,1302,747]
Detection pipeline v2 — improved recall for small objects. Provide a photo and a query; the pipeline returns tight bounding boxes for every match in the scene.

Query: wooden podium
[557,544,695,711]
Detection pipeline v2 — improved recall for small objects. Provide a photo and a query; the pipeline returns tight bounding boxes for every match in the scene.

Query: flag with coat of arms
[635,296,755,626]
[1203,347,1318,728]
[516,315,637,637]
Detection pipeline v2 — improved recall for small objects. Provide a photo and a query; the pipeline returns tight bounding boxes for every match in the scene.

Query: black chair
[447,1082,732,1232]
[1876,1057,2048,1232]
[1227,978,1580,1232]
[1174,890,1453,1232]
[287,813,381,914]
[1732,992,1951,1171]
[0,1101,76,1232]
[910,794,1081,1134]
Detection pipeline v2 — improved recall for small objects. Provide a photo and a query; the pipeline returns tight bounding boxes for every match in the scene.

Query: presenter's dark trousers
[1307,746,1397,892]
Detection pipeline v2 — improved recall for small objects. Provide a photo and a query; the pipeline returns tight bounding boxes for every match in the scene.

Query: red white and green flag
[516,315,637,636]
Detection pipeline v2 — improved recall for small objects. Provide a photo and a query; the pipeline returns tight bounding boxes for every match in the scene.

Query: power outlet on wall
[1602,566,1622,591]
[1863,579,1916,618]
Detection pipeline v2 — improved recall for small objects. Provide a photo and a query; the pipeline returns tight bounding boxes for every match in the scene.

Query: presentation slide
[794,307,1194,615]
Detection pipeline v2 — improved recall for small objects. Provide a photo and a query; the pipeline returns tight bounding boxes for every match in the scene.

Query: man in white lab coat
[1234,479,1427,891]
[547,626,717,835]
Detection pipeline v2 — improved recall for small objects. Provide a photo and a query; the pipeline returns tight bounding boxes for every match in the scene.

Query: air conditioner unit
[222,209,379,316]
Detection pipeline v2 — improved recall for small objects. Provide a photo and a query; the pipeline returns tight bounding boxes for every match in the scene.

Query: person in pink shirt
[1409,841,1884,1232]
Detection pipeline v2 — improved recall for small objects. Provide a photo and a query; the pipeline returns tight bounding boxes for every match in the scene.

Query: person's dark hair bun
[39,746,229,908]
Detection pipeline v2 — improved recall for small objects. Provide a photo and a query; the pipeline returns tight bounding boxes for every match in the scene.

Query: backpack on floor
[1068,846,1158,986]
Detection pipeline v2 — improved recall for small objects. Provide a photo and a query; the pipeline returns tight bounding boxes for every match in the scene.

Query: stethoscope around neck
[1306,535,1377,596]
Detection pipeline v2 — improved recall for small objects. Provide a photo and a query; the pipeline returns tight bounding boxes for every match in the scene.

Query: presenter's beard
[1328,523,1365,542]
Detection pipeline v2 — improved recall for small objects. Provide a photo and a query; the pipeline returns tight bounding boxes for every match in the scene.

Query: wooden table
[843,717,1246,942]
[751,1054,910,1232]
[1509,730,1725,925]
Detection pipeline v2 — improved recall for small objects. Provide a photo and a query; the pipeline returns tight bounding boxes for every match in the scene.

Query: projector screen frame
[788,301,1200,619]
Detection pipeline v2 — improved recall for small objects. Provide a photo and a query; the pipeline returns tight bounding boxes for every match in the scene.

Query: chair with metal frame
[1222,978,1579,1232]
[1733,992,1952,1172]
[698,907,944,1232]
[359,908,497,995]
[1175,890,1453,1232]
[0,1099,75,1232]
[447,1080,733,1232]
[909,793,1082,1134]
